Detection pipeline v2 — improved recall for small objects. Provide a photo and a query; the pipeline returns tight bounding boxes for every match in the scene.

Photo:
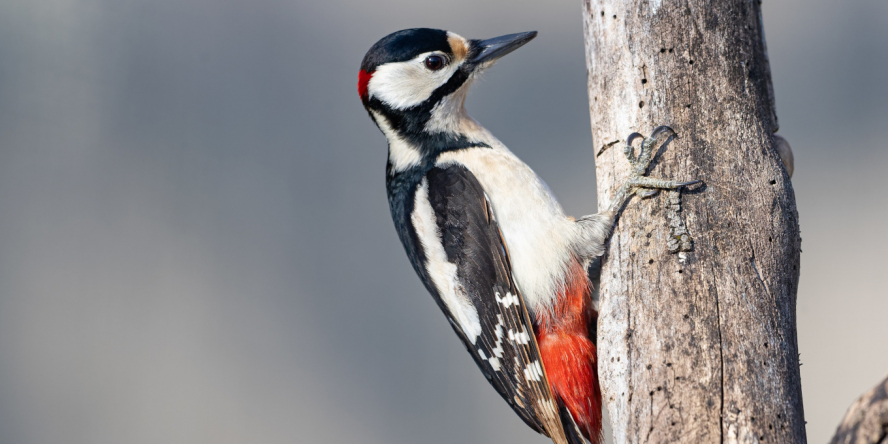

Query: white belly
[436,147,578,312]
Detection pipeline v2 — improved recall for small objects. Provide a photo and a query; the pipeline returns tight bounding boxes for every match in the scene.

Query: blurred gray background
[1,0,886,443]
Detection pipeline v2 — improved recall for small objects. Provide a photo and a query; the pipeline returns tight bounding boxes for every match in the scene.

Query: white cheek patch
[367,53,460,110]
[411,179,482,343]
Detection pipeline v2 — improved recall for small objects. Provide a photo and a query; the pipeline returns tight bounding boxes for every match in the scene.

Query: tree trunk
[829,374,888,444]
[581,1,805,442]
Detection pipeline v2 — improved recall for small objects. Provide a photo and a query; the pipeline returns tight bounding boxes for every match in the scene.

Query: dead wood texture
[830,374,888,444]
[582,1,805,442]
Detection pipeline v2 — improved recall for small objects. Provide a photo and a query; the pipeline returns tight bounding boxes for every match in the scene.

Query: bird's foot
[625,125,700,192]
[607,126,700,213]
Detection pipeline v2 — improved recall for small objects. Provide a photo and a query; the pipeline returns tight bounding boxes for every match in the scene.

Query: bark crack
[712,269,726,444]
[750,248,772,299]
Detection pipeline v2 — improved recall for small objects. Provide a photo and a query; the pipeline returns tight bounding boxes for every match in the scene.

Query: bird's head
[358,28,536,159]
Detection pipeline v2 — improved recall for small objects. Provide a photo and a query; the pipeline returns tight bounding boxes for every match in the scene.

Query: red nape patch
[357,69,373,101]
[536,259,603,443]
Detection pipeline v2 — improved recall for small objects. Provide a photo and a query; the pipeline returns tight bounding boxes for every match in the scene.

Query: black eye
[424,55,446,71]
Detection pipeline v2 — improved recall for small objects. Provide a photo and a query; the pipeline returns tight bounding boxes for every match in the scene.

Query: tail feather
[559,400,591,444]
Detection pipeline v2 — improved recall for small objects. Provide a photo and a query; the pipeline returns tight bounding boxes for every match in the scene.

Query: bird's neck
[375,104,497,175]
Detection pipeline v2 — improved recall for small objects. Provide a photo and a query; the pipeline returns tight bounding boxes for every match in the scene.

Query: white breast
[436,146,579,312]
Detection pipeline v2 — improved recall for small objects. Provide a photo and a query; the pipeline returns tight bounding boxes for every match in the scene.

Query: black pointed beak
[469,31,537,66]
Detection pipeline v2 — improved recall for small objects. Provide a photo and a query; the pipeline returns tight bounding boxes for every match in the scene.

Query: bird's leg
[576,126,699,261]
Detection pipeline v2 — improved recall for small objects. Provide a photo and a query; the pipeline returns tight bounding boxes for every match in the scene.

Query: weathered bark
[830,374,888,444]
[582,1,805,443]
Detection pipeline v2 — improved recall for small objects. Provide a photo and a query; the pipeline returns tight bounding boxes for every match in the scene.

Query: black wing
[407,164,568,441]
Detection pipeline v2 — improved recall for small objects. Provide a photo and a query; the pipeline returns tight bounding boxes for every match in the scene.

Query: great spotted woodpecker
[358,28,699,444]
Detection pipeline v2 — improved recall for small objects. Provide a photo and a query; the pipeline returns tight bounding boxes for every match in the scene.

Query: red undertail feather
[536,259,602,444]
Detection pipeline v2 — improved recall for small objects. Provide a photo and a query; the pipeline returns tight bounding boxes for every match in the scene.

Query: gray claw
[636,188,660,198]
[626,132,645,146]
[624,132,644,162]
[650,125,676,140]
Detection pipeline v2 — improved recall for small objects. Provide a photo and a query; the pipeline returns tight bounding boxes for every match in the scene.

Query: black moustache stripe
[366,66,486,157]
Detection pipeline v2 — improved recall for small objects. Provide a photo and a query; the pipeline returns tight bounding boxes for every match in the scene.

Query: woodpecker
[358,28,699,444]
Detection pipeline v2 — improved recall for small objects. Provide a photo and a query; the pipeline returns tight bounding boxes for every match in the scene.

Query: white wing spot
[477,348,501,371]
[491,315,506,358]
[508,327,530,345]
[524,360,543,382]
[495,291,520,308]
